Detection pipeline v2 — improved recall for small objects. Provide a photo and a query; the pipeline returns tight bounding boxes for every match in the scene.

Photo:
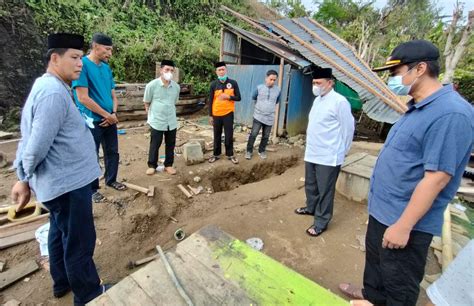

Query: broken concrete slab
[183,142,204,165]
[188,138,206,153]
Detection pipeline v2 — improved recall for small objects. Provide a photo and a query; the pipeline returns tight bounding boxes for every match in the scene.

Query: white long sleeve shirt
[304,89,355,166]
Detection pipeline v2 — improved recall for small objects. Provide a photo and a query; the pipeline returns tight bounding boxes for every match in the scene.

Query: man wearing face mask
[74,33,126,203]
[144,60,180,175]
[208,61,241,164]
[294,67,354,237]
[339,40,474,306]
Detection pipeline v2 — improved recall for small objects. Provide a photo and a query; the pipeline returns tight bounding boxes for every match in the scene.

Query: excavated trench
[208,154,300,192]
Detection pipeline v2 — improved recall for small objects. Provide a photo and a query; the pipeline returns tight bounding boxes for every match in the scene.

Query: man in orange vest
[208,61,241,164]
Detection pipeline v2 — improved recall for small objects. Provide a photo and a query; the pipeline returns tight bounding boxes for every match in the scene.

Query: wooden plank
[0,218,47,239]
[0,213,49,230]
[130,260,186,305]
[87,293,115,306]
[0,230,36,249]
[168,249,255,305]
[105,276,155,306]
[342,153,368,168]
[177,225,348,305]
[0,260,39,290]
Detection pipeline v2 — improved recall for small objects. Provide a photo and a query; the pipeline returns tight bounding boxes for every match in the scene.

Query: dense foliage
[24,0,254,93]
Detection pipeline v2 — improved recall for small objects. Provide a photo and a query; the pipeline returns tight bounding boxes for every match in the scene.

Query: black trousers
[305,162,341,230]
[148,127,176,168]
[363,216,433,306]
[246,118,272,154]
[213,112,234,157]
[43,183,102,304]
[90,122,119,193]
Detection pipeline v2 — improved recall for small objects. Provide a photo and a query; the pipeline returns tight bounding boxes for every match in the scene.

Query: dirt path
[0,122,433,305]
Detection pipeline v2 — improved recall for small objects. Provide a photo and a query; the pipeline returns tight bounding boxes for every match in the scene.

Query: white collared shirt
[304,89,355,166]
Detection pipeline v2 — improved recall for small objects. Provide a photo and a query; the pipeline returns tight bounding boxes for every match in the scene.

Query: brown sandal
[338,283,364,300]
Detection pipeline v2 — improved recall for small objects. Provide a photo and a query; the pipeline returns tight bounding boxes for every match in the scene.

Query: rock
[0,151,8,168]
[193,176,202,183]
[0,260,5,272]
[183,142,204,165]
[4,300,21,306]
[189,171,194,175]
[246,237,264,251]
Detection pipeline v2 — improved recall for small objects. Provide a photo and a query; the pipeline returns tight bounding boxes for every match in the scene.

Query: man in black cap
[73,33,126,203]
[11,33,110,305]
[143,60,180,175]
[294,67,354,237]
[340,40,473,306]
[208,61,241,164]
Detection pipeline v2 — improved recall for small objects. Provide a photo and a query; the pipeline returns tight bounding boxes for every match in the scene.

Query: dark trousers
[213,112,234,157]
[363,216,433,306]
[42,183,102,305]
[246,119,272,154]
[148,127,176,168]
[90,123,119,192]
[304,162,341,230]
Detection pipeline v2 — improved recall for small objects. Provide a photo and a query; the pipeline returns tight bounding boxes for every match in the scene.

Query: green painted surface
[211,239,349,306]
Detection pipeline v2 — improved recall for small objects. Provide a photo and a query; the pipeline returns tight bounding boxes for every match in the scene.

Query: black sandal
[108,182,127,191]
[306,226,326,237]
[208,156,219,163]
[228,156,239,164]
[92,192,105,203]
[294,207,313,215]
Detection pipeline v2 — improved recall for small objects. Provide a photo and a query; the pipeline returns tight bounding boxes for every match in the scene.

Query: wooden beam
[271,21,406,114]
[177,184,193,198]
[123,182,149,194]
[0,260,39,290]
[220,27,225,61]
[220,6,287,45]
[292,19,402,106]
[306,17,399,99]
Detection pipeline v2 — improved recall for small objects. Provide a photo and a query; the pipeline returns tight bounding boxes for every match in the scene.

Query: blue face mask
[218,75,227,82]
[387,67,417,96]
[387,75,412,96]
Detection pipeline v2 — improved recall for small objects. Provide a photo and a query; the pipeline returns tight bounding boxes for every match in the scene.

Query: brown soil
[0,119,436,305]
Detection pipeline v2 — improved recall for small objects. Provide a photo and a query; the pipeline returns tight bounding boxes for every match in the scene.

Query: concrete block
[188,138,206,153]
[183,142,204,165]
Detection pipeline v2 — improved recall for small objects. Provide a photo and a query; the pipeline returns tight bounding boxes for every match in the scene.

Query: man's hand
[101,113,118,126]
[208,117,214,126]
[11,181,31,212]
[218,93,230,100]
[382,222,411,249]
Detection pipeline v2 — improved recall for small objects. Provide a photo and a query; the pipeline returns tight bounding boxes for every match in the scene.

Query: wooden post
[272,57,284,142]
[220,27,225,61]
[442,206,453,271]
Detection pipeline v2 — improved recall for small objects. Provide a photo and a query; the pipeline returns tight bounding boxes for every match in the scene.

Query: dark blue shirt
[72,57,115,122]
[369,85,473,236]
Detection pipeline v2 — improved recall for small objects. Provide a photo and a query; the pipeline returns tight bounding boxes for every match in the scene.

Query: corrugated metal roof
[263,18,407,121]
[222,22,311,68]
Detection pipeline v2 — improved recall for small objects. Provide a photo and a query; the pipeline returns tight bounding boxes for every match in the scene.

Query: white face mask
[312,85,322,96]
[163,72,173,81]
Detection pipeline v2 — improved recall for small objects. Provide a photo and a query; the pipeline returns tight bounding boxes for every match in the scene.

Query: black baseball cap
[372,40,439,72]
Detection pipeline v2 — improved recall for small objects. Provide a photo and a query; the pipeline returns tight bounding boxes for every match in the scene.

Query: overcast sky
[300,0,474,21]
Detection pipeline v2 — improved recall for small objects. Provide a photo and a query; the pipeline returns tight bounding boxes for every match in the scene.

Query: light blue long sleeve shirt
[14,73,101,202]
